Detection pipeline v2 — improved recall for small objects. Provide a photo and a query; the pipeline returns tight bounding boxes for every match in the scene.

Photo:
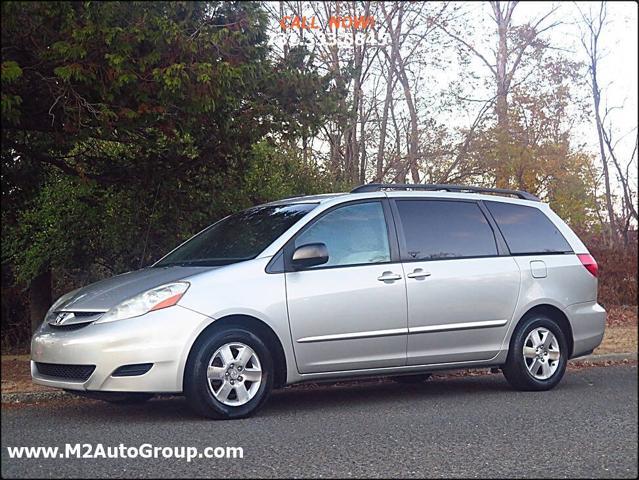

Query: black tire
[184,328,274,420]
[391,373,432,384]
[502,314,568,391]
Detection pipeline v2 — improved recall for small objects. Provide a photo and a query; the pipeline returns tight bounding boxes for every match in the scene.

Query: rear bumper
[565,302,606,358]
[31,305,210,393]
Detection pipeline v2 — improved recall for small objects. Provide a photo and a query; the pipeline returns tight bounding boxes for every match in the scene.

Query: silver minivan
[31,184,606,419]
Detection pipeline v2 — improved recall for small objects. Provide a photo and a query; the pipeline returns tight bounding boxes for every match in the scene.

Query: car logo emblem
[54,312,74,325]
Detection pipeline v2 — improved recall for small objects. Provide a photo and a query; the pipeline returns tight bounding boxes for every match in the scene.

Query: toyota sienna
[31,183,606,419]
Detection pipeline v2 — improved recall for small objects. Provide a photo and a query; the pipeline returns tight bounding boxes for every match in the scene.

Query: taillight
[577,254,598,277]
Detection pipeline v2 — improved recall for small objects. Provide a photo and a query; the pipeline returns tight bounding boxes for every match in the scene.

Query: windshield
[154,203,317,267]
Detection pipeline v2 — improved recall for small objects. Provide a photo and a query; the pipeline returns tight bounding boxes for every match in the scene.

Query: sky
[523,1,638,179]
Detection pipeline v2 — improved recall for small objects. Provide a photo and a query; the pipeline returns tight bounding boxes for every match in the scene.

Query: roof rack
[350,183,540,201]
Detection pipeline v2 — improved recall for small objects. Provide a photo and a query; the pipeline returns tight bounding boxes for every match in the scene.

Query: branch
[602,125,639,220]
[507,7,561,84]
[439,96,496,182]
[434,21,497,77]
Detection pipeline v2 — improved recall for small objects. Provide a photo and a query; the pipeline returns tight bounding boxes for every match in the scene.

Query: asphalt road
[1,365,637,479]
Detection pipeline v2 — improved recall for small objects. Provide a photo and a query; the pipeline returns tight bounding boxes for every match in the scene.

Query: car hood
[57,266,217,313]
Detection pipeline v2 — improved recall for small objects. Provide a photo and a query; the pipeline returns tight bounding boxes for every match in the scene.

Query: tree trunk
[586,14,617,244]
[376,39,398,181]
[493,1,513,188]
[386,3,420,183]
[349,73,362,184]
[495,13,509,130]
[359,94,367,184]
[592,78,617,244]
[400,74,421,184]
[29,268,52,333]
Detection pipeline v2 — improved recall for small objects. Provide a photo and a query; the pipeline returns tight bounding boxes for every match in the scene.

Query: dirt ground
[2,305,636,396]
[595,326,638,354]
[1,356,48,395]
[595,305,638,354]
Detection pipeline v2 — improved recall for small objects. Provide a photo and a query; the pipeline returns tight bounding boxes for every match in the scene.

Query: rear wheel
[391,373,431,384]
[184,328,273,419]
[502,314,568,391]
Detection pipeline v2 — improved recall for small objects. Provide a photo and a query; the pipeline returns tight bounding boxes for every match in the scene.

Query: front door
[285,200,408,374]
[392,198,520,365]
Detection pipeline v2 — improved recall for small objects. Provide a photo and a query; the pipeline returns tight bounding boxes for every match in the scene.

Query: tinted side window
[485,201,572,254]
[295,202,390,268]
[396,200,498,261]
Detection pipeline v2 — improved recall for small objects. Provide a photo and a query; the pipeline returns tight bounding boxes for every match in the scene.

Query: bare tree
[265,0,609,224]
[577,1,622,243]
[383,2,425,182]
[436,1,560,187]
[374,23,399,181]
[602,113,638,243]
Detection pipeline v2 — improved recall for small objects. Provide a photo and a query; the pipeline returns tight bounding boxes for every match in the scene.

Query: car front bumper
[31,305,211,393]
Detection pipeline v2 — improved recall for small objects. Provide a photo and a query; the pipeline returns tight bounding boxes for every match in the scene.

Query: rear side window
[485,201,572,254]
[395,200,498,261]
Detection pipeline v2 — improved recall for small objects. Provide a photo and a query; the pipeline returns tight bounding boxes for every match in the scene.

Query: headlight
[95,282,190,324]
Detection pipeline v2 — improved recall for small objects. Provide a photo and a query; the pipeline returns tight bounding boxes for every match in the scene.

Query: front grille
[35,362,95,382]
[68,311,99,317]
[48,311,104,329]
[112,363,153,377]
[49,322,91,331]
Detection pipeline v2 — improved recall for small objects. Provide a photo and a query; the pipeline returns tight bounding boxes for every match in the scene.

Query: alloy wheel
[206,342,263,406]
[522,327,560,380]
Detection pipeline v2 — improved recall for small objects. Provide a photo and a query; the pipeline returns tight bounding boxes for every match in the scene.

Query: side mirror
[291,243,329,270]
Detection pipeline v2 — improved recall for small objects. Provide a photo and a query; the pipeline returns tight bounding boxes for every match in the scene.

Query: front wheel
[502,315,568,391]
[184,328,273,419]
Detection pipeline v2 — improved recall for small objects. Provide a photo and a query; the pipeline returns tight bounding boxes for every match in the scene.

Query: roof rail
[350,183,540,201]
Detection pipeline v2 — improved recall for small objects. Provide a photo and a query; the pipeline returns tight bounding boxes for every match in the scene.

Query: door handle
[407,268,431,279]
[377,271,402,282]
